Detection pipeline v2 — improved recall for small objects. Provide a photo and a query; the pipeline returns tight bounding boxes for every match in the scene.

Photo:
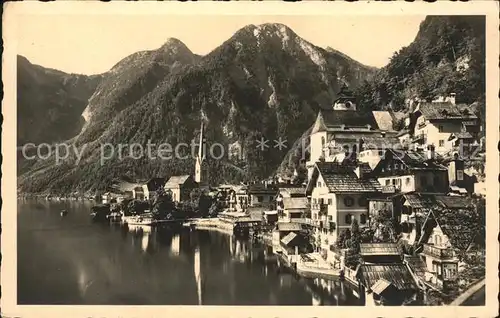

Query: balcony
[423,244,455,259]
[312,203,328,215]
[381,185,401,194]
[411,133,427,144]
[292,218,315,226]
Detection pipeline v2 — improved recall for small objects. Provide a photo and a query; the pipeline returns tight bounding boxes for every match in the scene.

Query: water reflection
[18,200,362,305]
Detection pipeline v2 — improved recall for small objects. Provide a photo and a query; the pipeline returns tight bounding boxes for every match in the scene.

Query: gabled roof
[282,197,309,210]
[403,193,436,209]
[422,206,481,252]
[164,175,192,188]
[311,110,380,134]
[434,195,473,209]
[358,263,418,292]
[360,136,401,150]
[403,255,427,279]
[308,162,382,194]
[382,149,448,171]
[416,102,477,121]
[360,243,400,257]
[278,187,306,196]
[448,132,474,140]
[277,222,302,232]
[281,232,299,246]
[403,193,473,210]
[371,279,394,295]
[372,111,398,131]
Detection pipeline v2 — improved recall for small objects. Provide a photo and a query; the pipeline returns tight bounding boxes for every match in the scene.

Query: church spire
[198,122,205,162]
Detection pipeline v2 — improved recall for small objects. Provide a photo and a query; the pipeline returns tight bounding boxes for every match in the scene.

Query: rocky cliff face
[17,55,103,146]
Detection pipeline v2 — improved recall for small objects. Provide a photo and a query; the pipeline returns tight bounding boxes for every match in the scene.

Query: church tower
[195,122,209,188]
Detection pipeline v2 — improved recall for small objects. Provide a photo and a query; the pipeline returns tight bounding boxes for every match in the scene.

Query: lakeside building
[141,178,166,201]
[164,175,197,203]
[306,162,382,260]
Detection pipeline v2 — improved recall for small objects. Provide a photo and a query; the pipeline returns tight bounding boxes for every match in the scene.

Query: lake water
[18,199,361,305]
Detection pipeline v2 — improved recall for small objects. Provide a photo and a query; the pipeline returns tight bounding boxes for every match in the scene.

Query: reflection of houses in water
[141,232,149,252]
[170,234,180,256]
[193,247,202,305]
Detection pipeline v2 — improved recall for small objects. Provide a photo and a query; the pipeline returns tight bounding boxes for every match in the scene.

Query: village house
[277,197,309,222]
[306,84,401,179]
[306,162,382,261]
[272,222,305,253]
[356,263,421,305]
[132,186,145,201]
[370,147,449,195]
[407,94,480,155]
[398,194,474,247]
[416,199,481,290]
[164,175,197,203]
[142,177,166,201]
[359,243,402,264]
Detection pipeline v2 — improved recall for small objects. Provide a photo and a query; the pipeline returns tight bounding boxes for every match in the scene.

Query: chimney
[426,144,435,160]
[448,93,456,105]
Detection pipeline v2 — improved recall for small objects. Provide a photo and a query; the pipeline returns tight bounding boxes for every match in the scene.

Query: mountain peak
[159,38,191,52]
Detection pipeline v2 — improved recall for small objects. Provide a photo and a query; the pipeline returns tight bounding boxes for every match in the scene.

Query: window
[438,125,444,132]
[358,197,368,207]
[257,196,263,203]
[345,214,353,224]
[360,214,367,224]
[435,235,441,246]
[457,170,464,180]
[313,198,317,204]
[394,163,399,170]
[392,179,397,185]
[328,198,333,205]
[406,177,411,185]
[385,179,390,186]
[328,215,333,221]
[344,197,354,207]
[439,140,445,147]
[378,150,384,156]
[321,136,325,146]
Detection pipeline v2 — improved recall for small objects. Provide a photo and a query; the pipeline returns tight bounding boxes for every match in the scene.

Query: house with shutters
[407,94,480,155]
[306,162,382,261]
[370,148,449,195]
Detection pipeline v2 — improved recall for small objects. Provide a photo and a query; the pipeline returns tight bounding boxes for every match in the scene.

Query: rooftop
[312,162,382,193]
[282,197,309,210]
[358,263,418,292]
[360,243,400,257]
[164,175,192,187]
[416,102,477,121]
[277,222,303,232]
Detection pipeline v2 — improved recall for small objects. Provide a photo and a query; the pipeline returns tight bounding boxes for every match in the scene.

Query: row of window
[313,213,368,225]
[312,196,367,207]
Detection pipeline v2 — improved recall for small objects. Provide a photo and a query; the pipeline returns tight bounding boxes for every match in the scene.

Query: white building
[307,84,402,180]
[408,95,480,155]
[306,162,382,261]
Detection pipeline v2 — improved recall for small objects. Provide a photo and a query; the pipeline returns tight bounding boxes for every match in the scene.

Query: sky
[16,15,426,75]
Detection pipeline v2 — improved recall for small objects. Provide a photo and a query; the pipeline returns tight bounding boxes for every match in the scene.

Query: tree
[152,187,175,220]
[372,209,396,243]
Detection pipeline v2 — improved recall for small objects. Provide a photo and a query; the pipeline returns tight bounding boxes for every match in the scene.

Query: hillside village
[17,16,487,306]
[69,83,487,306]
